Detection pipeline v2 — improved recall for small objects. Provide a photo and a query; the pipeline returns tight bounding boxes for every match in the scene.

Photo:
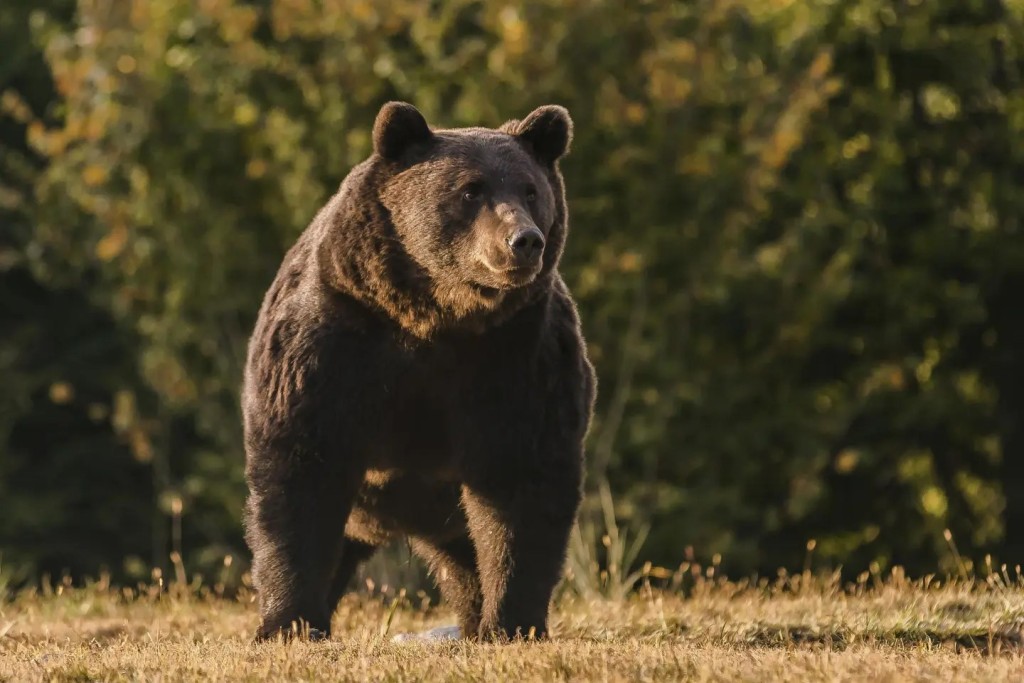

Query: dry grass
[2,570,1024,682]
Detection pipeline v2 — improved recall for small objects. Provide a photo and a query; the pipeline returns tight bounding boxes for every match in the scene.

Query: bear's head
[358,101,572,332]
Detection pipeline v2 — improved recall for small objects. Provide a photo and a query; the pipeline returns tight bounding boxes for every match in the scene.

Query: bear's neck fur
[313,159,567,341]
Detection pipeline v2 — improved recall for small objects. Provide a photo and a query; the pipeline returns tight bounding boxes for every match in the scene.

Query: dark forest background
[2,0,1024,590]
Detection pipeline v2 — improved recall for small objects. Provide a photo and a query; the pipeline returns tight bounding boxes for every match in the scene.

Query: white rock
[391,625,462,643]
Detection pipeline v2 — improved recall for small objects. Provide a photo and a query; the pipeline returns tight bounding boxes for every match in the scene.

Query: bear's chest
[339,322,540,480]
[357,341,477,476]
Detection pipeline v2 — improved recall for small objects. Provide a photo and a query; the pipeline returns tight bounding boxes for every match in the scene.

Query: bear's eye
[461,183,484,203]
[525,185,538,204]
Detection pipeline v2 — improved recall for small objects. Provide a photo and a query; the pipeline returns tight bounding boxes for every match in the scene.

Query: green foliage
[0,0,158,581]
[2,0,1024,583]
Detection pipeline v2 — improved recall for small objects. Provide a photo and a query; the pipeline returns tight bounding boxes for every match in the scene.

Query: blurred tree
[3,0,1022,582]
[1,0,158,583]
[0,268,156,581]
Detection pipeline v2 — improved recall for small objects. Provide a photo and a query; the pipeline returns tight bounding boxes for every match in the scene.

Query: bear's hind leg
[325,538,377,618]
[411,535,483,639]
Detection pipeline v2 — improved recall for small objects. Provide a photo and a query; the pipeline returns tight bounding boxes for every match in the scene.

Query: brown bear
[242,101,596,643]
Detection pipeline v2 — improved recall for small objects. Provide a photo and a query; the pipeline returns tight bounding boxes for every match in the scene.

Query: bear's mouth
[468,269,535,300]
[478,262,541,290]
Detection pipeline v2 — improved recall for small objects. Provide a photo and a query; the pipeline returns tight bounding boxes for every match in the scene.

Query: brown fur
[242,102,596,642]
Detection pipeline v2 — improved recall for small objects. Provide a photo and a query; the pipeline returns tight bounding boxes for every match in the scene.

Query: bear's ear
[373,101,433,160]
[506,105,573,165]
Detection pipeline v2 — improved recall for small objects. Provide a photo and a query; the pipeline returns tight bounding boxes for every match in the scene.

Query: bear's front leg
[245,452,360,642]
[461,458,582,641]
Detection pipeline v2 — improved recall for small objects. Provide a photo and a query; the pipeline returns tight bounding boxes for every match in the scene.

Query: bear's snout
[506,226,545,265]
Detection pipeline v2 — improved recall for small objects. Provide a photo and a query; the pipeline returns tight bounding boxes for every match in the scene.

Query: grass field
[2,569,1024,682]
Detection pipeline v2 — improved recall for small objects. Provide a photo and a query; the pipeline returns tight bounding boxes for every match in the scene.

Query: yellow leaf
[82,164,108,186]
[351,0,376,22]
[116,54,137,74]
[96,225,127,261]
[27,121,45,147]
[131,428,154,463]
[834,449,860,474]
[246,158,268,179]
[49,381,75,404]
[921,487,949,518]
[234,101,259,126]
[808,50,833,80]
[619,252,643,272]
[625,103,647,124]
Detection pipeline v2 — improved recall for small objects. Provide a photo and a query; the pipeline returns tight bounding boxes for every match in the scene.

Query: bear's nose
[507,227,545,259]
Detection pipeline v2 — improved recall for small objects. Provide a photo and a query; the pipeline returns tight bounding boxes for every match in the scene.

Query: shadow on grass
[746,623,1024,656]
